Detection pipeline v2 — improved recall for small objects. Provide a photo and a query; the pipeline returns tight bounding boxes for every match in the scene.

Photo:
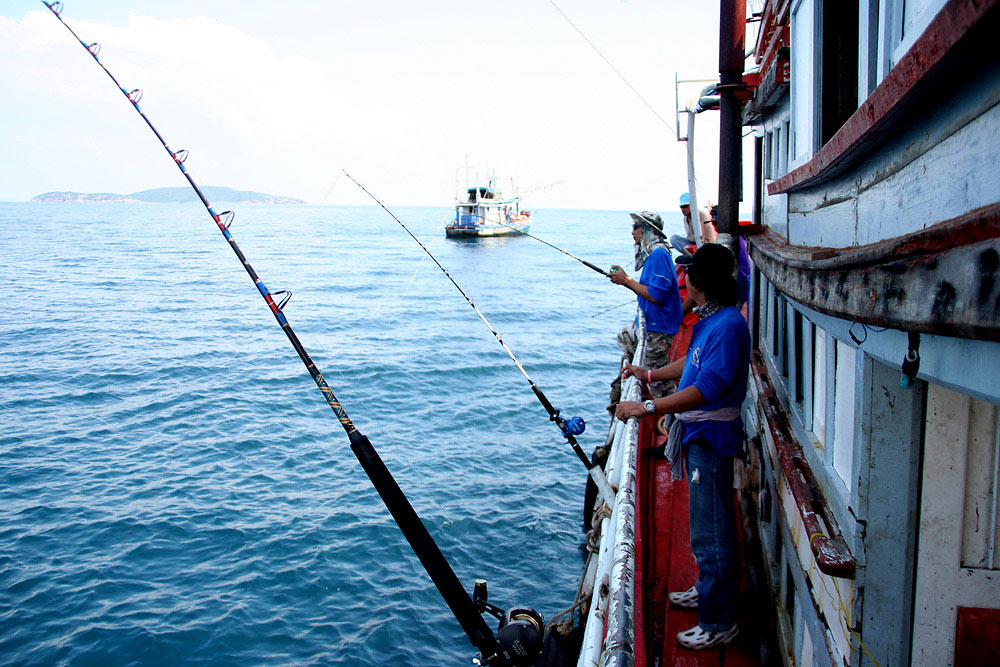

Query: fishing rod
[342,172,616,507]
[41,3,541,664]
[495,220,610,276]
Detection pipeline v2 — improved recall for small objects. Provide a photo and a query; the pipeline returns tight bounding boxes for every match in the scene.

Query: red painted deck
[634,417,763,667]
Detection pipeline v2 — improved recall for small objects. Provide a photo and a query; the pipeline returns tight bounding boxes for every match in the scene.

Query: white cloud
[0,4,750,211]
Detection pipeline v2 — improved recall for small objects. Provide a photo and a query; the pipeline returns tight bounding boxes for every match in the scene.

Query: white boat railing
[577,312,645,667]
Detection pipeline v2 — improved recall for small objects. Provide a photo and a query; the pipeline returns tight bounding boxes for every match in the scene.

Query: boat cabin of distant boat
[445,166,531,238]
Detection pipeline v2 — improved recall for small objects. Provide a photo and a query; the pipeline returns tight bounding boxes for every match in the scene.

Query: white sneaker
[677,623,739,650]
[668,586,699,609]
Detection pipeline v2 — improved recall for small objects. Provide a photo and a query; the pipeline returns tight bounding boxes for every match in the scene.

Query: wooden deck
[634,417,767,667]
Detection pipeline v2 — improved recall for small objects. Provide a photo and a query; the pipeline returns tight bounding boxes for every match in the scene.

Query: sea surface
[1,202,685,666]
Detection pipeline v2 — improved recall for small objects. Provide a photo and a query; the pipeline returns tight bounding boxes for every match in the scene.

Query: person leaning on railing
[615,243,750,651]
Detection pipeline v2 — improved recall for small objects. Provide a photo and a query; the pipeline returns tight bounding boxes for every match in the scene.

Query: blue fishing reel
[559,416,586,437]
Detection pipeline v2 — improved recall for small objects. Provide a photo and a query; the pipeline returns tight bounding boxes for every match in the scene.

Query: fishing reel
[472,579,544,667]
[557,415,586,437]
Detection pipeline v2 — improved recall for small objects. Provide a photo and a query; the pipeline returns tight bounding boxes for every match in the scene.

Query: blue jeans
[685,441,739,631]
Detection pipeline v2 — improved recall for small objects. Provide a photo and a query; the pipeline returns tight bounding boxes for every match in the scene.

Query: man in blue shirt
[615,243,751,650]
[608,211,683,400]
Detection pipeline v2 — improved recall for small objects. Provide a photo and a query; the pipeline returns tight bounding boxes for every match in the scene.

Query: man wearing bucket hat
[607,211,683,407]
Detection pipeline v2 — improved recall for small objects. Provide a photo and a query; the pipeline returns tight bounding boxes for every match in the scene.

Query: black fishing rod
[342,172,616,507]
[496,220,610,276]
[41,3,541,664]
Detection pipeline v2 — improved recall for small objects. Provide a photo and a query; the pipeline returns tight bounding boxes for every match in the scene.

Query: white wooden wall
[911,384,1000,665]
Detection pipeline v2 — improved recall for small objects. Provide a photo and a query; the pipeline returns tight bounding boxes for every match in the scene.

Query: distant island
[32,186,306,205]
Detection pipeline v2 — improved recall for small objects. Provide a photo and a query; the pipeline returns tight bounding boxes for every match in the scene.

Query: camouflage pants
[608,326,676,415]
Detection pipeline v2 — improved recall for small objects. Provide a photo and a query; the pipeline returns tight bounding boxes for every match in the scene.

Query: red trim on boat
[750,351,856,578]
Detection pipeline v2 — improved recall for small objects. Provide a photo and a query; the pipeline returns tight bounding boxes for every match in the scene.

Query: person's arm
[614,384,707,420]
[623,357,685,382]
[681,294,696,315]
[699,209,717,243]
[609,269,663,306]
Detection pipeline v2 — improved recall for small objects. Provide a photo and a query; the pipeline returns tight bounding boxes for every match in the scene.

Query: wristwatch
[643,400,656,413]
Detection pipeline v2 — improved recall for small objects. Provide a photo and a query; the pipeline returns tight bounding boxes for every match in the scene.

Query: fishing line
[343,171,616,507]
[42,4,528,661]
[589,301,635,318]
[546,0,678,138]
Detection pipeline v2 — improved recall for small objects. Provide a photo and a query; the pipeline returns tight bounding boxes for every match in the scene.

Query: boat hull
[445,220,530,238]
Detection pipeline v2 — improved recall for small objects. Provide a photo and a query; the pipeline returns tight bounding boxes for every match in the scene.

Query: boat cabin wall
[783,0,948,169]
[758,0,1000,247]
[747,267,1000,666]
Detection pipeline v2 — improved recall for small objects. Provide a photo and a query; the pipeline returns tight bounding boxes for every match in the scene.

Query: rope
[814,562,883,667]
[545,549,594,636]
[545,494,614,636]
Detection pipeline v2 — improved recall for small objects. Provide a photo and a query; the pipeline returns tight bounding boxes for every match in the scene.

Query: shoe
[668,586,698,609]
[677,623,739,650]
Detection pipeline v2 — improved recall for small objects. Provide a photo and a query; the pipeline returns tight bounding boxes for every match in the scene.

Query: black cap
[689,243,735,277]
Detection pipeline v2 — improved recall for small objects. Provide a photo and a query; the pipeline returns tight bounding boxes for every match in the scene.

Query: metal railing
[577,312,645,667]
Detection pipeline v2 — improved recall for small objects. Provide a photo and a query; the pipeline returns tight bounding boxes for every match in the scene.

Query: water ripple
[1,202,685,665]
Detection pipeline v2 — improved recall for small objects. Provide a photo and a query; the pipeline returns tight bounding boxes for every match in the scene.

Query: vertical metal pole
[718,0,747,256]
[685,112,703,248]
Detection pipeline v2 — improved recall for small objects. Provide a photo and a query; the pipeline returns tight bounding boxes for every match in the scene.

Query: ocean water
[0,202,686,666]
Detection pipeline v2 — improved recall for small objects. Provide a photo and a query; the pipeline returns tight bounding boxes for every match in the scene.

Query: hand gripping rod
[41,2,507,660]
[343,172,616,507]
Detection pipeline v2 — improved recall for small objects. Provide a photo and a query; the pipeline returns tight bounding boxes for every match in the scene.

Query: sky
[1,1,755,210]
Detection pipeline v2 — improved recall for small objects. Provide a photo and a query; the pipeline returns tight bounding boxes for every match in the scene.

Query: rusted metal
[768,0,1000,195]
[748,202,1000,341]
[750,351,857,579]
[718,0,747,241]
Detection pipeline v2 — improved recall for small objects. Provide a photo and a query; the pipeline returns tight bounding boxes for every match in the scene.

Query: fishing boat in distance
[445,164,531,238]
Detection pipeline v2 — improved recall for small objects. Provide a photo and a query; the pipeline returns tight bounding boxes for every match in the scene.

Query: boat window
[773,126,782,179]
[793,310,804,404]
[779,298,789,378]
[760,276,770,343]
[764,132,774,180]
[889,0,950,68]
[771,292,781,359]
[812,326,828,447]
[781,121,791,175]
[859,0,881,98]
[832,340,857,490]
[820,0,860,145]
[790,0,818,163]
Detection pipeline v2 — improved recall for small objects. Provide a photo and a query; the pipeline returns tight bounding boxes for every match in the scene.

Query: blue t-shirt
[677,306,751,455]
[636,247,682,335]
